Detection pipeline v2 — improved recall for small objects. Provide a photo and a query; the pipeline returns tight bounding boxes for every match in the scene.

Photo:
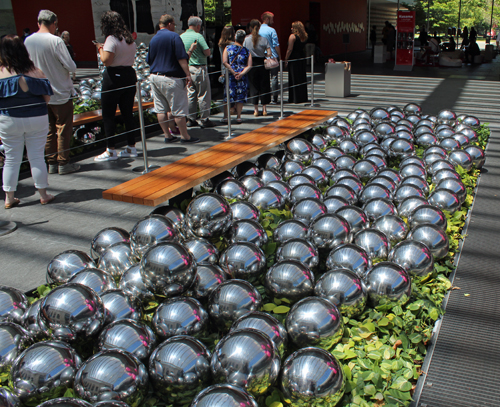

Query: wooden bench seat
[103,109,337,207]
[73,101,155,127]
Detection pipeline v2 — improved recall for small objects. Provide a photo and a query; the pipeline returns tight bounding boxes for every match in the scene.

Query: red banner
[395,11,416,66]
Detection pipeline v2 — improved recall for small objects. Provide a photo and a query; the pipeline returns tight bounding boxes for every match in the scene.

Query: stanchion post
[307,54,320,107]
[133,82,160,173]
[220,68,235,140]
[279,59,284,120]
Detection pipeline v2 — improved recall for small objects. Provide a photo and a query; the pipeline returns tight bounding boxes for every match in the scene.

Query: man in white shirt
[25,10,79,175]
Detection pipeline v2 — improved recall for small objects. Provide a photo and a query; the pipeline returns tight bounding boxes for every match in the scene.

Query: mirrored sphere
[388,240,434,277]
[91,228,130,260]
[150,206,185,231]
[0,388,20,407]
[464,145,485,169]
[362,198,397,222]
[22,298,49,338]
[98,319,156,362]
[149,335,211,404]
[249,187,285,210]
[93,402,130,407]
[373,215,408,245]
[190,384,258,407]
[325,184,357,205]
[267,180,292,203]
[448,149,473,172]
[74,350,149,404]
[276,238,320,270]
[40,283,105,341]
[394,184,425,204]
[11,341,82,402]
[360,184,392,205]
[239,175,265,193]
[47,250,96,284]
[409,205,447,231]
[436,178,467,204]
[281,160,305,178]
[216,179,249,200]
[290,184,322,204]
[188,263,227,300]
[377,168,401,184]
[184,238,219,265]
[68,268,117,294]
[292,198,327,225]
[281,347,345,406]
[315,268,367,318]
[0,322,31,372]
[230,200,260,221]
[428,189,461,214]
[101,290,142,325]
[287,139,314,162]
[152,297,208,340]
[98,243,138,277]
[130,215,178,257]
[141,242,196,297]
[398,196,429,218]
[231,312,288,358]
[364,262,412,309]
[307,213,351,250]
[407,224,450,259]
[312,157,336,177]
[354,228,391,260]
[288,173,316,188]
[228,220,268,248]
[265,260,315,303]
[432,168,461,185]
[401,175,429,196]
[0,286,28,324]
[118,264,155,303]
[273,219,308,244]
[286,297,343,349]
[323,196,350,213]
[336,176,364,195]
[219,242,266,283]
[335,206,369,234]
[326,243,372,278]
[211,328,281,396]
[208,280,262,331]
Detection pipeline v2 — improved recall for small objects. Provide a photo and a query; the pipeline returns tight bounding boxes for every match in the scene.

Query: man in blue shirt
[147,14,200,143]
[259,11,280,104]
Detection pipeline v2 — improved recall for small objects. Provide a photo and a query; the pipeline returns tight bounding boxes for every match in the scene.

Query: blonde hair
[249,19,261,48]
[292,21,308,42]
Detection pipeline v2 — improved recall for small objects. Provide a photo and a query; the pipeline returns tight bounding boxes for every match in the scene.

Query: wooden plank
[103,109,337,206]
[73,102,154,126]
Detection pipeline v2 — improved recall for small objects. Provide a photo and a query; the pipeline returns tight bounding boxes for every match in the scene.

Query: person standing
[61,31,76,81]
[147,14,199,144]
[0,35,55,208]
[93,11,139,162]
[243,19,272,117]
[259,11,280,104]
[285,21,308,104]
[25,10,79,175]
[181,16,214,128]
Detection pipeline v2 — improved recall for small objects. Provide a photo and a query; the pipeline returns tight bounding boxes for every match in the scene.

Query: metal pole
[457,0,462,44]
[220,68,235,139]
[490,0,495,42]
[307,54,319,107]
[279,60,284,120]
[133,82,159,173]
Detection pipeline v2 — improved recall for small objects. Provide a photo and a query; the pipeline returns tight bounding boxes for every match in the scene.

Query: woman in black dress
[285,21,308,103]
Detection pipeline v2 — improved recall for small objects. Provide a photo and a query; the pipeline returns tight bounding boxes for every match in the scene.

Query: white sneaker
[118,146,138,158]
[94,148,118,162]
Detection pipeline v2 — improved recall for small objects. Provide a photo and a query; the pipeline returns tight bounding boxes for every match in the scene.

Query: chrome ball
[371,108,390,123]
[184,238,219,264]
[281,160,305,178]
[373,215,408,245]
[239,175,264,193]
[22,298,49,338]
[324,196,350,213]
[390,139,415,157]
[74,350,148,404]
[228,219,268,248]
[409,204,447,231]
[0,286,28,324]
[267,180,292,203]
[365,154,387,170]
[230,200,260,221]
[378,168,401,184]
[437,109,457,125]
[219,242,266,283]
[312,157,336,177]
[325,125,346,140]
[440,137,461,152]
[140,242,196,297]
[401,176,429,196]
[40,283,105,341]
[98,319,156,363]
[265,260,315,303]
[428,189,461,214]
[280,347,345,406]
[273,219,308,244]
[398,196,429,218]
[185,193,233,238]
[11,341,82,403]
[288,173,315,187]
[286,297,343,349]
[232,161,259,178]
[462,115,480,129]
[394,184,425,204]
[352,160,378,182]
[211,328,280,396]
[416,133,438,146]
[188,263,227,300]
[432,168,461,185]
[149,335,211,404]
[216,178,249,200]
[0,322,31,372]
[325,184,357,205]
[249,187,285,210]
[448,149,473,172]
[464,145,485,169]
[302,166,328,187]
[353,228,391,260]
[404,103,422,116]
[324,147,345,160]
[287,139,314,162]
[0,388,20,407]
[93,402,129,407]
[429,159,455,175]
[335,206,369,234]
[47,250,96,284]
[98,242,138,277]
[308,213,351,250]
[231,312,288,358]
[259,168,282,184]
[67,268,117,294]
[326,243,372,278]
[276,238,320,270]
[364,262,412,309]
[292,198,327,225]
[190,384,258,407]
[359,184,392,205]
[331,169,359,183]
[101,289,142,325]
[388,240,434,277]
[335,154,357,170]
[408,224,449,259]
[118,264,154,303]
[362,198,397,221]
[91,228,130,260]
[315,268,367,318]
[400,163,427,179]
[208,280,262,331]
[368,176,397,194]
[150,206,185,231]
[290,184,322,204]
[375,122,395,138]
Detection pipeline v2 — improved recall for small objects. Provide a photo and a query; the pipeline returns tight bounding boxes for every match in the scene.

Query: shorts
[150,74,189,117]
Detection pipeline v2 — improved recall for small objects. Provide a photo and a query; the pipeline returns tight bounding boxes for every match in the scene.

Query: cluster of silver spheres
[0,103,484,407]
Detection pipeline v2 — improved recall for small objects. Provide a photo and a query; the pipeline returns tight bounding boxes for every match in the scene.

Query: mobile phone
[194,40,197,44]
[92,40,98,44]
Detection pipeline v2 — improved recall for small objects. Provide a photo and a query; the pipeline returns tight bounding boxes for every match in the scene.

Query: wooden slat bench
[102,109,337,207]
[73,101,155,126]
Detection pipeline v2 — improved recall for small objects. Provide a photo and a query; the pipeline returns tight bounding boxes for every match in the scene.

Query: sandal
[220,118,228,124]
[236,118,243,124]
[5,198,20,209]
[40,195,56,205]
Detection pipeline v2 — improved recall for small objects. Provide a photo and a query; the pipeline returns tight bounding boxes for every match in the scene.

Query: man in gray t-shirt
[25,9,79,175]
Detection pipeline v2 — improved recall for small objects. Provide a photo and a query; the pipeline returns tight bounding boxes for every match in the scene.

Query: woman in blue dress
[222,29,252,123]
[0,35,55,209]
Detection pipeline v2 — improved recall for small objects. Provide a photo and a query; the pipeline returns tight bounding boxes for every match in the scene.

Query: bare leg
[236,103,243,119]
[157,113,177,139]
[173,116,192,140]
[38,188,54,203]
[5,191,15,206]
[262,104,268,115]
[254,105,259,115]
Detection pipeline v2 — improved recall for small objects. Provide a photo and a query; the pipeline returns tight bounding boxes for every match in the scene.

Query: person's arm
[197,35,211,57]
[235,53,252,80]
[178,58,192,87]
[186,41,198,59]
[97,47,115,66]
[26,68,51,103]
[275,45,281,60]
[56,40,77,73]
[285,34,295,66]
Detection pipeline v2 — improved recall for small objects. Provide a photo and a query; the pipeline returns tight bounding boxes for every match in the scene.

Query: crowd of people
[0,8,313,209]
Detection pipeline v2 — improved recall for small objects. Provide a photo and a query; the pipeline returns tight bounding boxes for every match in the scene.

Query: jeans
[0,115,49,192]
[269,66,279,103]
[47,100,74,166]
[187,65,212,121]
[101,66,138,148]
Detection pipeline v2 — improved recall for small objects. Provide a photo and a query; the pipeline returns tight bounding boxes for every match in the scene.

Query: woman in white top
[94,11,138,162]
